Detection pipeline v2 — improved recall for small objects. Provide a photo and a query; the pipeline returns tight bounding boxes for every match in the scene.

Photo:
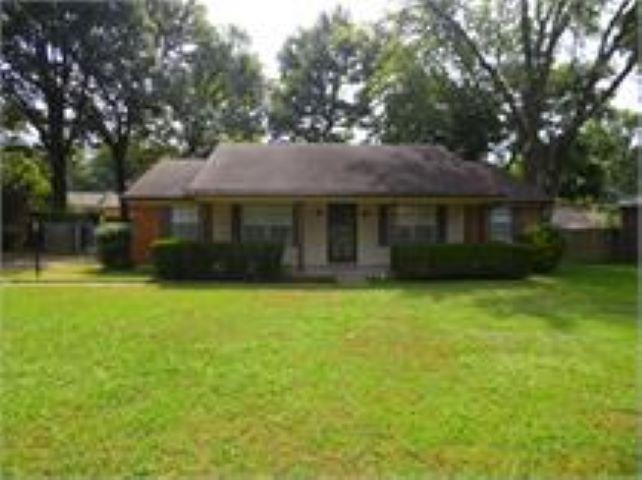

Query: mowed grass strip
[1,265,637,477]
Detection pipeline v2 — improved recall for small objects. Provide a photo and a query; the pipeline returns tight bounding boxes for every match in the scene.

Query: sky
[203,0,638,111]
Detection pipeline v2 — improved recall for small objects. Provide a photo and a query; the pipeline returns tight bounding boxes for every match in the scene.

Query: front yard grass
[2,264,637,477]
[1,256,150,283]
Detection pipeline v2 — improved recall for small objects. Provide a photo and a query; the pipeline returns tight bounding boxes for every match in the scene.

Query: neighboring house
[551,202,615,230]
[124,144,550,275]
[38,192,121,254]
[67,191,121,220]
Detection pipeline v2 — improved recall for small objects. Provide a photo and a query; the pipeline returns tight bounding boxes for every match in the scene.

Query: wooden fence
[561,228,636,263]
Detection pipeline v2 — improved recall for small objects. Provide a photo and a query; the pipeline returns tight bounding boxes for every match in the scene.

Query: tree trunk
[113,142,129,221]
[522,140,567,198]
[49,142,67,212]
[522,141,545,191]
[49,94,68,212]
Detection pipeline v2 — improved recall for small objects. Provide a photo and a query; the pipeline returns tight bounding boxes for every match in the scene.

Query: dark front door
[328,204,357,263]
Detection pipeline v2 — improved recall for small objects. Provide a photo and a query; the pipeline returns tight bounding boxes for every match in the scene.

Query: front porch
[129,198,542,275]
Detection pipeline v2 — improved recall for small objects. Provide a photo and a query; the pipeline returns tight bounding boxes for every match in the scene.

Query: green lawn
[2,265,637,477]
[1,257,150,282]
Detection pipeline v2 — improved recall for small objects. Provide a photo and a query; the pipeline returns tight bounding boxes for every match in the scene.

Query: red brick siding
[130,203,163,264]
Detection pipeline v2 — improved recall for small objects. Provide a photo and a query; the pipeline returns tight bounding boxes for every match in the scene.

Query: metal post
[33,216,41,278]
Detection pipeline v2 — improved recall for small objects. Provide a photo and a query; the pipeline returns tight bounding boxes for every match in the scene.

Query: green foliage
[70,139,179,191]
[368,38,503,160]
[400,0,636,193]
[2,0,264,210]
[95,222,132,270]
[151,239,284,281]
[1,147,50,250]
[391,243,533,279]
[519,223,565,274]
[269,8,376,142]
[158,23,265,155]
[559,109,638,201]
[1,2,115,209]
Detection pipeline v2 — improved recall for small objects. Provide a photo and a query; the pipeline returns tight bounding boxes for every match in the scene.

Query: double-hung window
[390,205,437,244]
[242,205,293,244]
[489,206,513,242]
[171,206,199,240]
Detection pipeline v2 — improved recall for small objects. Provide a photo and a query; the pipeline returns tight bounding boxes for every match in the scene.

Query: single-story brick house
[124,143,550,275]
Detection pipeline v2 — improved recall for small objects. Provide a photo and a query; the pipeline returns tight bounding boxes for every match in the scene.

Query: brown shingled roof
[124,159,204,199]
[124,144,549,202]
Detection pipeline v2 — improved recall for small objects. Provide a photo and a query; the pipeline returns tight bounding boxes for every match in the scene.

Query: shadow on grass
[468,264,636,331]
[8,262,636,333]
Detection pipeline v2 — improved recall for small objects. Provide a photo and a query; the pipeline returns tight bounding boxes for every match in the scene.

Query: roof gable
[125,159,204,199]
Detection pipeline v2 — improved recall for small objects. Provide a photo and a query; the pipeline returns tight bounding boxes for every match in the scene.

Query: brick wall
[130,203,164,264]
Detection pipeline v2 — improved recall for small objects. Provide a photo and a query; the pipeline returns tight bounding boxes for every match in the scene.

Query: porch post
[198,203,212,242]
[294,202,304,271]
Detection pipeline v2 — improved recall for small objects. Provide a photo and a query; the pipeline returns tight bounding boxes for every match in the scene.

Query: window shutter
[437,205,447,243]
[231,204,241,243]
[378,205,390,246]
[199,204,212,242]
[479,206,489,242]
[159,207,172,237]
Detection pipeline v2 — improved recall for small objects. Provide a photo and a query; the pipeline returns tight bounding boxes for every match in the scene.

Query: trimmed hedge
[151,238,284,281]
[95,222,131,270]
[518,223,565,273]
[391,243,533,279]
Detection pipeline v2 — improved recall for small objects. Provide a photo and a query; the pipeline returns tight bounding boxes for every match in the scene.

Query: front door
[328,204,357,263]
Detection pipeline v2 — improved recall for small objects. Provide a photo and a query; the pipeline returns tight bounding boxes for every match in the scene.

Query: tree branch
[560,53,636,149]
[420,0,527,135]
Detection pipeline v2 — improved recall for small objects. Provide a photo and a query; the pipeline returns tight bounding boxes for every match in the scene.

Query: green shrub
[150,239,284,281]
[518,223,565,273]
[150,238,211,280]
[95,222,131,270]
[391,243,533,279]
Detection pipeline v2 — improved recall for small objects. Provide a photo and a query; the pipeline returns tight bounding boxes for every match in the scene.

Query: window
[171,206,199,240]
[242,205,293,244]
[490,206,513,242]
[390,205,437,244]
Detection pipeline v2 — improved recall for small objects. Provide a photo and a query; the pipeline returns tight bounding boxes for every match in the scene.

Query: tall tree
[269,8,376,142]
[70,136,178,192]
[559,108,638,200]
[368,37,504,160]
[1,2,105,210]
[2,146,50,250]
[403,0,636,194]
[82,1,157,219]
[162,25,265,156]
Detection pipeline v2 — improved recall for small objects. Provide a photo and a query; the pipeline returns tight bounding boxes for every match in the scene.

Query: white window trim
[241,205,293,244]
[390,204,438,244]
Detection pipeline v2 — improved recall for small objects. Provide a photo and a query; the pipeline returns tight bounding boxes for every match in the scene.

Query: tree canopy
[367,36,504,160]
[1,0,637,223]
[1,0,264,215]
[269,8,377,142]
[1,2,108,210]
[399,0,636,194]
